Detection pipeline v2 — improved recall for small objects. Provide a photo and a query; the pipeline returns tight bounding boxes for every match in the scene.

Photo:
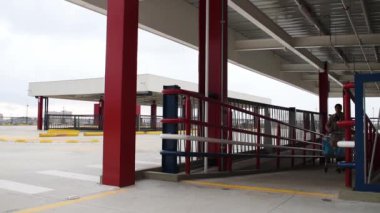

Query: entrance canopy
[66,0,380,97]
[28,74,271,106]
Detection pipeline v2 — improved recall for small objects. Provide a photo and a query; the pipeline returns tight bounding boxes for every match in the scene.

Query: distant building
[0,114,3,123]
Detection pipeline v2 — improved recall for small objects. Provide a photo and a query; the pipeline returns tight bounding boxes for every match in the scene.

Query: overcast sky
[1,0,377,118]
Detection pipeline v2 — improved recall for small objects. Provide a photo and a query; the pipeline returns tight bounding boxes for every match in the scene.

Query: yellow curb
[136,131,145,135]
[146,131,162,135]
[39,133,80,137]
[15,139,28,143]
[48,129,79,134]
[66,140,79,143]
[0,137,9,142]
[84,132,103,136]
[89,139,100,143]
[40,139,53,143]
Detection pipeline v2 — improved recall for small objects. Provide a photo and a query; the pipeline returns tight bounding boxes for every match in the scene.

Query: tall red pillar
[37,96,43,130]
[319,62,329,134]
[102,0,139,187]
[199,0,228,166]
[150,101,157,130]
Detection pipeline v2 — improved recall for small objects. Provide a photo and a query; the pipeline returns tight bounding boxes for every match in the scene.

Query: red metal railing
[161,88,324,175]
[337,82,380,187]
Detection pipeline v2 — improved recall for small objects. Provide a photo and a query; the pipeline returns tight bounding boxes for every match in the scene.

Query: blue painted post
[162,85,180,173]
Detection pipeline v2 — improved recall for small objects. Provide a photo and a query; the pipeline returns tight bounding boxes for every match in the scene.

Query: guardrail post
[227,108,233,171]
[312,133,316,165]
[256,115,261,169]
[276,123,281,169]
[264,107,272,152]
[292,128,295,168]
[162,85,180,173]
[185,95,192,175]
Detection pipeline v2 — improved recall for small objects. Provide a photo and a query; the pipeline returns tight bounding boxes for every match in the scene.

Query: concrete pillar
[102,0,138,187]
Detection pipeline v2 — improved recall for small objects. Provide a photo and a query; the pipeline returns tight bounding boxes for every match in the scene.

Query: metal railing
[160,88,324,175]
[136,115,163,131]
[46,114,103,130]
[46,114,162,131]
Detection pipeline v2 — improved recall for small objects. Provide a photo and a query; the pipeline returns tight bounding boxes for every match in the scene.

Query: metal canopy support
[319,63,329,135]
[355,73,380,192]
[150,101,157,130]
[37,96,43,130]
[102,0,139,187]
[199,0,228,170]
[43,97,49,130]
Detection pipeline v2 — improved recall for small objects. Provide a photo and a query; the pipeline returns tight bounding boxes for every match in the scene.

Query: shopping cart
[322,136,345,173]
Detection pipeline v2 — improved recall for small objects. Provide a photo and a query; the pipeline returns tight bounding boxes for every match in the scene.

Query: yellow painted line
[40,139,53,143]
[14,139,28,143]
[40,133,79,137]
[183,180,337,199]
[146,131,162,135]
[136,131,145,135]
[0,137,9,142]
[66,140,79,143]
[89,139,100,143]
[16,189,122,213]
[83,132,103,136]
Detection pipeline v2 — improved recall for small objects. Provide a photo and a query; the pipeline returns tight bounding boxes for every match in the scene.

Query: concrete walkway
[0,126,379,212]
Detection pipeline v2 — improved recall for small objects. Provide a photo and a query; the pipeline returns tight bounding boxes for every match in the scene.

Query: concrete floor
[0,126,379,212]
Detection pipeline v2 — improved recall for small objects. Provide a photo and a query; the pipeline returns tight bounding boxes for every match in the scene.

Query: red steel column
[198,0,206,96]
[37,96,43,130]
[343,87,352,188]
[319,62,329,135]
[102,0,139,187]
[206,0,228,165]
[150,101,157,130]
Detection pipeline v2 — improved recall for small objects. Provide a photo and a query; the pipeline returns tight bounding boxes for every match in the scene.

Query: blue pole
[162,85,180,173]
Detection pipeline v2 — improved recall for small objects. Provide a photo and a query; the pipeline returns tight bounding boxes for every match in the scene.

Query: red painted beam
[102,0,139,187]
[319,62,329,134]
[37,96,43,130]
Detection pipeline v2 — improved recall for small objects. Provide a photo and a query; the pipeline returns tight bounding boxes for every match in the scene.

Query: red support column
[319,62,329,135]
[343,87,353,188]
[201,0,228,169]
[150,101,157,130]
[37,96,43,130]
[102,0,139,187]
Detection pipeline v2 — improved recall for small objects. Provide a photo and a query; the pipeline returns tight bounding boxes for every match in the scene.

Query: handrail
[162,88,323,136]
[161,88,323,174]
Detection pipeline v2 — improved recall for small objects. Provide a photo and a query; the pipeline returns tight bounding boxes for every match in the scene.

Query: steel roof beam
[359,0,379,63]
[235,34,380,51]
[228,0,324,71]
[281,63,380,72]
[293,0,347,63]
